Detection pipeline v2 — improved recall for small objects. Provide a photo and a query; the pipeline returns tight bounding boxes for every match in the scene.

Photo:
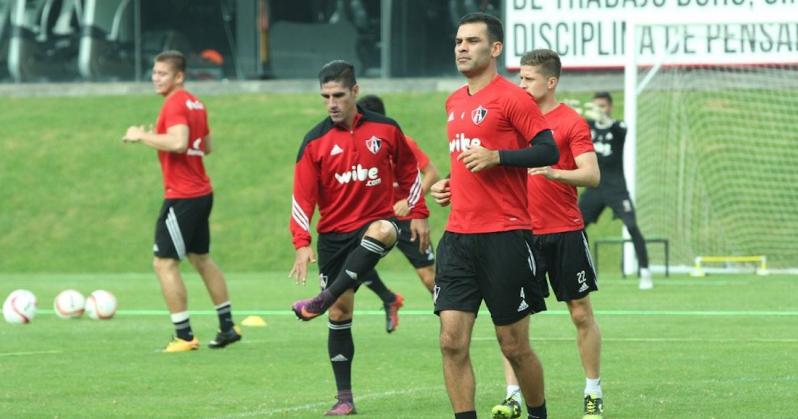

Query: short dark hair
[458,12,503,44]
[520,49,561,79]
[593,91,613,104]
[155,50,186,73]
[357,95,385,116]
[318,60,357,88]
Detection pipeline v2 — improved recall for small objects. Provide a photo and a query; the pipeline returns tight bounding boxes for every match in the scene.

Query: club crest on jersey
[365,136,382,154]
[471,105,488,125]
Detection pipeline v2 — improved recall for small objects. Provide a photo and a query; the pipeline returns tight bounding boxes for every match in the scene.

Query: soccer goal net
[624,17,798,273]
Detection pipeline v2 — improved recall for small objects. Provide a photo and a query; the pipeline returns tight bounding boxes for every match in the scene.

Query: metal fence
[0,0,501,82]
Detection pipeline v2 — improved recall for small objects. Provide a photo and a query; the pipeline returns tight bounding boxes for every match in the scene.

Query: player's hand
[430,179,451,207]
[584,102,610,124]
[289,246,316,285]
[457,145,500,172]
[122,125,147,143]
[409,218,431,253]
[528,166,558,180]
[393,199,410,217]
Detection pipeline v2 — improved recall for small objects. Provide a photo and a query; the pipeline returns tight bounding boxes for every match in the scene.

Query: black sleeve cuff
[498,130,559,168]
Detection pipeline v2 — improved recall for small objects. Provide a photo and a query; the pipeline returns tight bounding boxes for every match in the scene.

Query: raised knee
[365,220,397,245]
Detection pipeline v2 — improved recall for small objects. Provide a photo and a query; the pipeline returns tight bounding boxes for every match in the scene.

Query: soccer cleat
[163,336,199,353]
[582,394,604,419]
[639,268,653,290]
[208,325,242,349]
[324,400,356,416]
[292,296,325,321]
[384,293,404,333]
[491,396,522,419]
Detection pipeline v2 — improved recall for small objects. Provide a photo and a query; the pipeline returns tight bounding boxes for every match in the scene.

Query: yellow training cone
[241,315,267,327]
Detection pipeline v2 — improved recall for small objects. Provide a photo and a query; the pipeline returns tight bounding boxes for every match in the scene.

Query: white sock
[506,384,521,400]
[170,311,190,323]
[640,267,652,279]
[584,377,602,398]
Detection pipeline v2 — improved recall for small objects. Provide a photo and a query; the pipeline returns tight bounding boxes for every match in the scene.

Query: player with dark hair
[492,49,604,419]
[122,50,241,352]
[288,60,430,415]
[581,91,653,290]
[430,13,559,419]
[356,95,438,318]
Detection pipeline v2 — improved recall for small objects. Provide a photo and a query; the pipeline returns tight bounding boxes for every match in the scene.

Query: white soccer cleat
[639,268,653,290]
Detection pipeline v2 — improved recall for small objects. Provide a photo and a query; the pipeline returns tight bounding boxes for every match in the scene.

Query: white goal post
[623,14,798,275]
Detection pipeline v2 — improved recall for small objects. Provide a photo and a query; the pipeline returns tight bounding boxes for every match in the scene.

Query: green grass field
[2,90,794,417]
[1,272,796,418]
[0,91,629,274]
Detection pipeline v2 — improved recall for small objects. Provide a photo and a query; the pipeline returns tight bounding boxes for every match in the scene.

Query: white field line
[0,350,62,357]
[472,336,798,343]
[222,386,442,418]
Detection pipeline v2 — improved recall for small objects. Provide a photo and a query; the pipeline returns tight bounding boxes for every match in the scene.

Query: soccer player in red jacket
[492,50,604,419]
[288,60,430,416]
[122,50,240,353]
[430,13,559,419]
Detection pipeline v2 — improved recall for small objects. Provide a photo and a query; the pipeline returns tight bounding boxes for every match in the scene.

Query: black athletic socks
[215,301,234,332]
[328,319,355,392]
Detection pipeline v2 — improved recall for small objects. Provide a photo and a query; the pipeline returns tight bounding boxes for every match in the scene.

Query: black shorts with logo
[395,219,435,269]
[433,230,546,326]
[533,230,598,302]
[316,219,399,292]
[154,193,213,260]
[579,187,639,228]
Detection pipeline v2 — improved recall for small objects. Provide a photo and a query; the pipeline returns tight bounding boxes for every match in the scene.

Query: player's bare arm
[528,151,600,187]
[409,218,431,253]
[123,124,189,153]
[289,246,317,285]
[204,133,213,155]
[420,161,441,194]
[430,178,451,206]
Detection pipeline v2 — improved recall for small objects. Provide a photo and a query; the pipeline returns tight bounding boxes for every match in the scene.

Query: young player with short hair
[492,49,604,419]
[122,50,241,353]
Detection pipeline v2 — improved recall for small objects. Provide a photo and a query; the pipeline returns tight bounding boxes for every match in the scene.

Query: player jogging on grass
[356,94,440,333]
[122,50,241,353]
[430,13,559,419]
[288,60,430,416]
[491,49,604,419]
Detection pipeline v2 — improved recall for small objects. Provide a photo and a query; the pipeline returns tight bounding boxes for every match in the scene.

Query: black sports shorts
[316,219,399,291]
[154,193,213,260]
[532,230,598,302]
[434,230,546,326]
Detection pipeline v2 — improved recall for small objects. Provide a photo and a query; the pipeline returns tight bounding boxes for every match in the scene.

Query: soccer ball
[3,289,37,324]
[85,290,117,320]
[53,289,86,319]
